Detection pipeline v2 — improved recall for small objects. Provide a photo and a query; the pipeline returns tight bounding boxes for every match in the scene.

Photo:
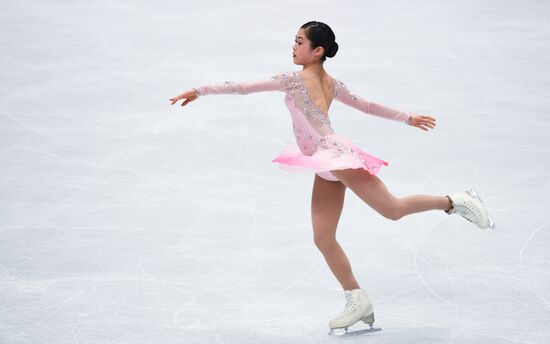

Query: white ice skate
[445,187,496,229]
[328,289,381,337]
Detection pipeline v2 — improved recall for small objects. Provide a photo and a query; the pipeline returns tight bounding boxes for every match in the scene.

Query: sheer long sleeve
[333,79,411,124]
[194,74,287,97]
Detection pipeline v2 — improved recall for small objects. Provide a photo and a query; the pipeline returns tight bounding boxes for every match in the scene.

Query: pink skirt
[272,134,389,181]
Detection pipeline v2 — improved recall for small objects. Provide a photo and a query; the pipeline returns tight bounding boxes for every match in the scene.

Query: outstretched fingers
[410,114,436,131]
[169,89,198,107]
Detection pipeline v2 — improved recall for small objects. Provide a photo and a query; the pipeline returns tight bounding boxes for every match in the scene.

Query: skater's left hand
[407,114,436,131]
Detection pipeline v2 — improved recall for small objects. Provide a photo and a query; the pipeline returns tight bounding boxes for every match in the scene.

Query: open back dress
[193,70,411,181]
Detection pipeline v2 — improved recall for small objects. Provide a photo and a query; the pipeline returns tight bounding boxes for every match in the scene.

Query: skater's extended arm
[193,78,285,96]
[333,79,410,122]
[169,74,286,107]
[333,79,436,131]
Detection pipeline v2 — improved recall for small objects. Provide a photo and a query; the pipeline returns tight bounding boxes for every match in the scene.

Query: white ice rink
[1,0,549,343]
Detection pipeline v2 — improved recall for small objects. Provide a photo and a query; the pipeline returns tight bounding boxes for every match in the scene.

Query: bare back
[299,71,335,114]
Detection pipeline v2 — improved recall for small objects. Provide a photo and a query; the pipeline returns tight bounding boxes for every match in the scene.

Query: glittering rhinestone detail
[273,72,334,129]
[222,81,239,94]
[297,73,332,127]
[334,79,358,101]
[318,136,380,172]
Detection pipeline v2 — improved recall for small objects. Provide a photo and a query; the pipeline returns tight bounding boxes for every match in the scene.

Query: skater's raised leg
[331,168,452,220]
[331,168,495,229]
[311,174,360,291]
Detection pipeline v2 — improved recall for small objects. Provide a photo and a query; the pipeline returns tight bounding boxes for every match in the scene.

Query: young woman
[169,21,495,335]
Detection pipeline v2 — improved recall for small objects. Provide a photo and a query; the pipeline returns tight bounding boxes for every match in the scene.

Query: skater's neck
[301,62,326,77]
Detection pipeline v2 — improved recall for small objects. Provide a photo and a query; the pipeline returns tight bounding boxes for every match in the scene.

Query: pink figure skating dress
[194,71,411,182]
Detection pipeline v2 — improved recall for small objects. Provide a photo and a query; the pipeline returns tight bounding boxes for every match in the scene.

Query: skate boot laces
[341,292,358,316]
[454,196,478,223]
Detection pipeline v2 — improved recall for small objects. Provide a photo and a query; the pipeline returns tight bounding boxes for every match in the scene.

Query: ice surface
[1,0,549,343]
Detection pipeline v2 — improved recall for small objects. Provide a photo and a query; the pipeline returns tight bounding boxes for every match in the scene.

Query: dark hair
[300,21,338,62]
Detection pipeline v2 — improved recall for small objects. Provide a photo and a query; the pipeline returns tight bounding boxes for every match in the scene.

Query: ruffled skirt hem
[271,134,389,176]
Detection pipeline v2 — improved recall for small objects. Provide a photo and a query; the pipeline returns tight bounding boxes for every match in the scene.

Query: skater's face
[292,28,324,65]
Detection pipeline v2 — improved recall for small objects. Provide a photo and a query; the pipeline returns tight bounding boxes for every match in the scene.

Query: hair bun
[326,41,338,58]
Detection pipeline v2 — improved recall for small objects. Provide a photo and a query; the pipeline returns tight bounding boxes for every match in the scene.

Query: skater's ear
[312,46,325,60]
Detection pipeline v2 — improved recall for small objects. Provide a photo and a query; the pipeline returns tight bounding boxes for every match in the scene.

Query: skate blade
[328,326,382,337]
[487,213,496,229]
[468,187,482,203]
[469,187,496,230]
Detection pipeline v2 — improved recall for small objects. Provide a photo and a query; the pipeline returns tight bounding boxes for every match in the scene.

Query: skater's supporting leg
[311,174,360,291]
[331,168,452,220]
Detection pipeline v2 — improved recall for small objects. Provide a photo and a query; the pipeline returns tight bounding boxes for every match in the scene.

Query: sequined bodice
[273,71,339,155]
[274,72,334,129]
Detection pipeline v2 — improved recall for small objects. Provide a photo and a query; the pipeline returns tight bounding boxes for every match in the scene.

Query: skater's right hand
[169,89,198,107]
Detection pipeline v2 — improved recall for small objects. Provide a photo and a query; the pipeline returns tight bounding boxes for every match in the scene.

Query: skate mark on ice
[0,111,41,135]
[460,242,550,311]
[412,216,461,343]
[519,225,545,266]
[218,203,258,263]
[260,259,320,304]
[413,218,458,308]
[166,280,250,327]
[431,224,459,344]
[138,255,253,326]
[437,242,550,312]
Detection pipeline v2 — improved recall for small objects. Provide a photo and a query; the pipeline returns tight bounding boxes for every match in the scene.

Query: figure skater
[169,21,495,336]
